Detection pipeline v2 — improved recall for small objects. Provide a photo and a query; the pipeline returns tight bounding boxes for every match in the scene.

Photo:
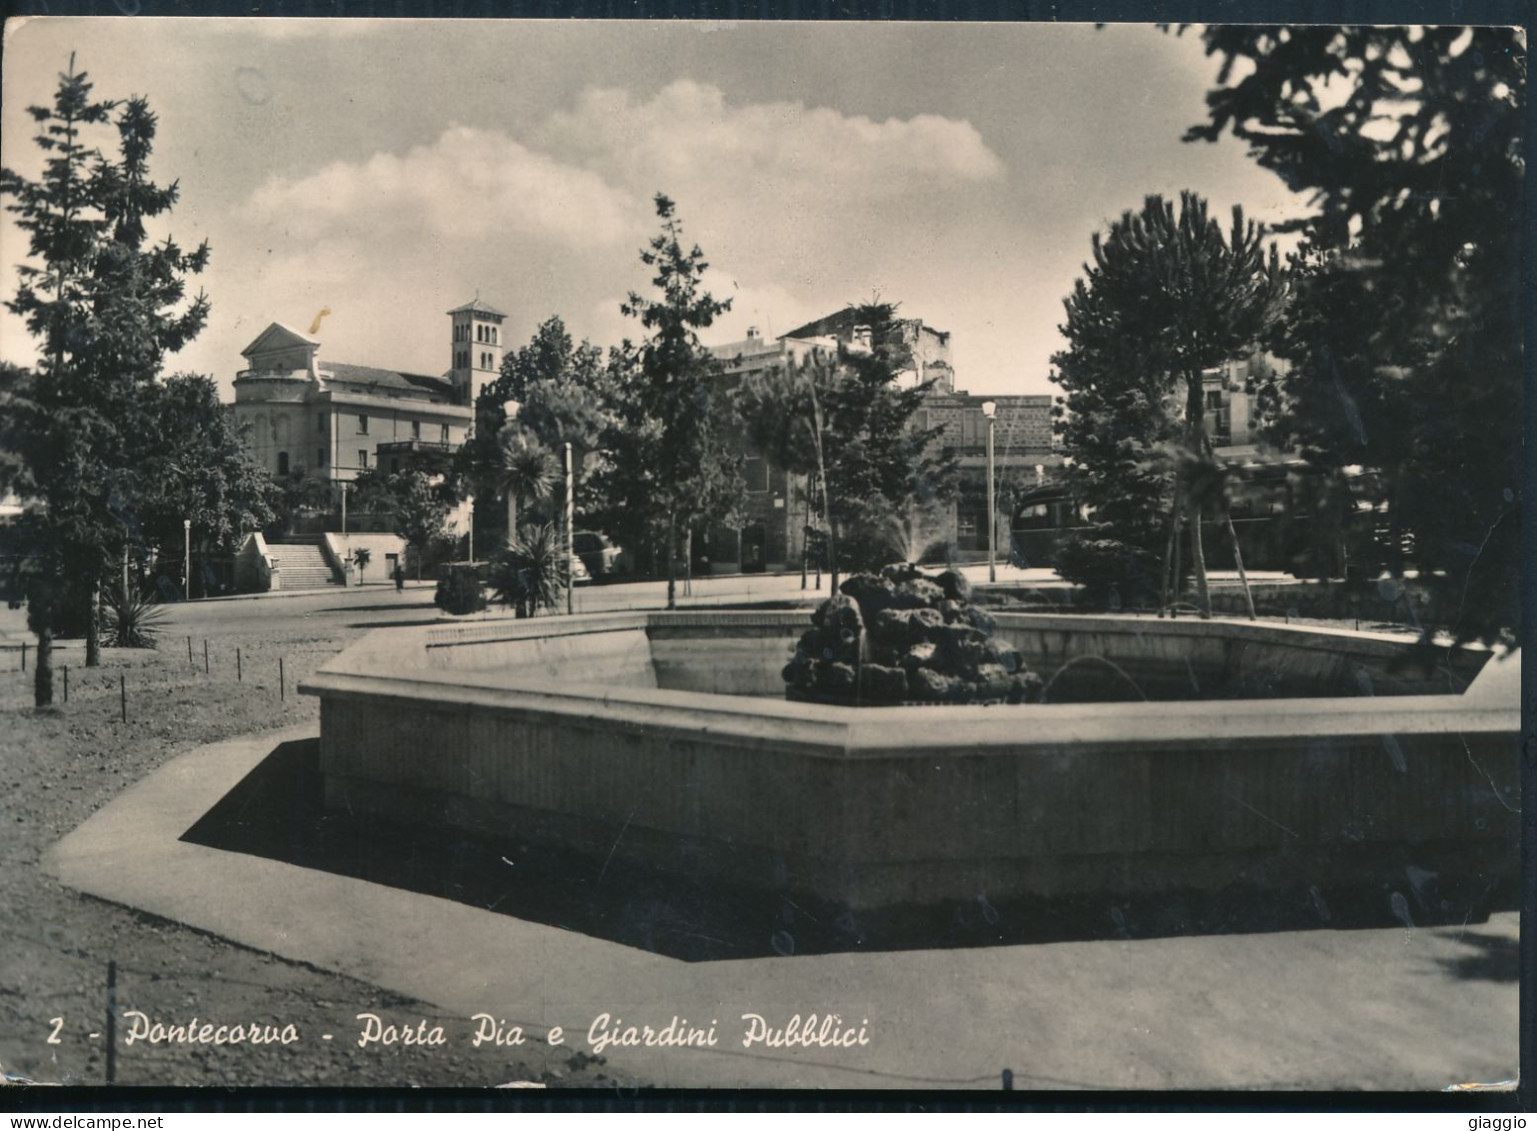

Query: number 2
[47,1017,64,1044]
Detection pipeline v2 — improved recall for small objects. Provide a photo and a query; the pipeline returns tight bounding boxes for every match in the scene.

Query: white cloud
[209,80,1007,389]
[245,125,647,249]
[536,79,1003,203]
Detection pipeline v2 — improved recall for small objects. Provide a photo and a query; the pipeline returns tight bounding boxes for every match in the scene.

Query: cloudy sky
[1,18,1310,398]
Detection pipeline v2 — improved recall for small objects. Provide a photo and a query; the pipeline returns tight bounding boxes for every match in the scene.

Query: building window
[358,414,369,434]
[961,410,985,446]
[1207,390,1223,409]
[358,450,369,470]
[744,457,770,493]
[412,420,421,440]
[277,451,289,476]
[318,448,326,467]
[440,423,449,444]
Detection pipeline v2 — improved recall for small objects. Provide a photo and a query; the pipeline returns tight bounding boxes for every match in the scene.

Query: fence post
[105,960,117,1085]
[203,639,210,675]
[20,640,25,672]
[63,666,69,704]
[119,674,126,722]
[236,647,242,682]
[187,636,193,664]
[279,657,285,701]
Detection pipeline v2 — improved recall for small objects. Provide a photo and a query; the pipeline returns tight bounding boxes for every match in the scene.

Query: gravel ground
[0,620,610,1090]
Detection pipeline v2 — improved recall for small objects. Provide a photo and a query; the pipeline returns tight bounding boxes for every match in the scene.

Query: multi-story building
[779,310,957,392]
[702,326,839,572]
[231,302,495,489]
[1202,350,1290,457]
[702,315,1061,571]
[915,390,1061,556]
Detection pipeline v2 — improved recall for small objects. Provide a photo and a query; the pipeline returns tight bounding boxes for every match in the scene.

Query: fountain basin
[300,611,1519,912]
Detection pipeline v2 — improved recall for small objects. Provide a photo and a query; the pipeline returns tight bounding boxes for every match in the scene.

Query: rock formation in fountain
[783,565,1044,705]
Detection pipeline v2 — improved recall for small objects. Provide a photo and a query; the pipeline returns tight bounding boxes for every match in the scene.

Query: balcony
[375,439,458,456]
[374,439,459,476]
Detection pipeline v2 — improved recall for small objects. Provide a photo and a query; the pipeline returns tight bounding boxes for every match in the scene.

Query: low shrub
[434,564,486,616]
[1055,537,1162,609]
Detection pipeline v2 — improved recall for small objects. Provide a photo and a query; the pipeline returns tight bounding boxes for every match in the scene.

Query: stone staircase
[268,538,341,590]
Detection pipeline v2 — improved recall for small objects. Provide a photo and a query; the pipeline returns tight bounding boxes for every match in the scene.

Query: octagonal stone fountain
[300,602,1519,914]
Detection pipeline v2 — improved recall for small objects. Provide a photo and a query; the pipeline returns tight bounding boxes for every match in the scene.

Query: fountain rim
[300,609,1516,760]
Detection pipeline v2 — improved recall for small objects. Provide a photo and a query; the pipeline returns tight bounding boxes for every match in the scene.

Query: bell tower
[447,297,507,406]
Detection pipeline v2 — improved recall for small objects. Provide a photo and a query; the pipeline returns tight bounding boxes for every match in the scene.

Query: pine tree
[1055,192,1286,618]
[1188,26,1524,644]
[613,194,742,609]
[3,57,116,689]
[2,58,212,680]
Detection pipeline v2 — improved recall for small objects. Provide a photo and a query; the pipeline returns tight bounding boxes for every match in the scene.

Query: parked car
[573,531,626,579]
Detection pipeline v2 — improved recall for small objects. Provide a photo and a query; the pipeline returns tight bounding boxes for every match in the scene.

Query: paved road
[0,563,1297,649]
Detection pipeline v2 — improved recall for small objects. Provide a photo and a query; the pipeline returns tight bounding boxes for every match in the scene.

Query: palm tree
[490,523,565,618]
[493,425,557,545]
[352,545,372,586]
[1173,443,1257,620]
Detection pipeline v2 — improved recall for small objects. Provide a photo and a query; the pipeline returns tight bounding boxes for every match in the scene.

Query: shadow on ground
[343,618,449,630]
[1433,930,1521,982]
[182,739,1516,964]
[319,602,437,614]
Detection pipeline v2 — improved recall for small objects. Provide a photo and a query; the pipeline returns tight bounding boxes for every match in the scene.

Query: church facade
[231,298,508,488]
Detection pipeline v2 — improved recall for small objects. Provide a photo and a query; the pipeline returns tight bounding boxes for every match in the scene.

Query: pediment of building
[241,322,321,360]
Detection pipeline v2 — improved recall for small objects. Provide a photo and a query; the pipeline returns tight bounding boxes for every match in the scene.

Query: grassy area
[0,614,611,1089]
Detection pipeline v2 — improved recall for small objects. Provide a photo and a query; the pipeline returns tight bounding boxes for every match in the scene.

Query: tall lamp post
[982,400,997,583]
[183,519,191,601]
[564,442,575,615]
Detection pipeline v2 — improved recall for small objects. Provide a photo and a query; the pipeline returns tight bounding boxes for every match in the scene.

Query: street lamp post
[183,519,191,601]
[564,442,575,615]
[982,400,997,583]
